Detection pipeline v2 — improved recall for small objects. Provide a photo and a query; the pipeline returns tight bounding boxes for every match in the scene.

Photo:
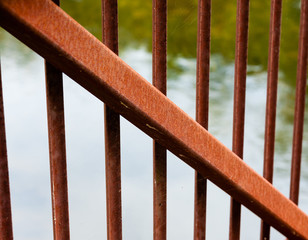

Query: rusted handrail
[1,0,308,239]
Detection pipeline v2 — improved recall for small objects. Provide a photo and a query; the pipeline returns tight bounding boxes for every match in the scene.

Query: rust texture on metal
[260,0,282,239]
[153,141,167,240]
[104,106,121,240]
[289,0,308,205]
[45,1,70,239]
[194,0,211,239]
[152,0,167,95]
[102,0,122,239]
[1,1,308,238]
[229,0,249,239]
[152,0,167,239]
[0,62,13,240]
[45,62,70,240]
[45,1,71,239]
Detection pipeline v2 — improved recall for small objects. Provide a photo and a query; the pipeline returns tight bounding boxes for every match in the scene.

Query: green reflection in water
[0,0,306,158]
[0,0,301,84]
[0,0,305,155]
[56,0,308,192]
[59,0,300,83]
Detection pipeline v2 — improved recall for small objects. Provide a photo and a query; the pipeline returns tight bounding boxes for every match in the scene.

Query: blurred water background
[1,0,308,239]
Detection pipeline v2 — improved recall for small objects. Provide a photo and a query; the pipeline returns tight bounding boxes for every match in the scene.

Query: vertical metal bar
[0,62,13,240]
[289,0,308,205]
[102,1,122,240]
[152,0,167,239]
[229,0,249,239]
[153,142,167,240]
[194,0,211,239]
[45,1,70,240]
[260,1,282,239]
[45,62,70,240]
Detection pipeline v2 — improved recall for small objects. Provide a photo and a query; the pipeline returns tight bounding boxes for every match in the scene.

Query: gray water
[1,0,308,239]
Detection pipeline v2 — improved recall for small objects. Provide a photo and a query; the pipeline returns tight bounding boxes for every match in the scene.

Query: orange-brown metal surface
[44,2,70,240]
[102,0,122,239]
[45,0,70,239]
[0,62,13,240]
[153,141,167,240]
[194,0,211,239]
[289,0,308,206]
[260,0,282,239]
[45,61,70,240]
[1,0,308,238]
[229,0,249,239]
[152,0,167,239]
[104,106,122,240]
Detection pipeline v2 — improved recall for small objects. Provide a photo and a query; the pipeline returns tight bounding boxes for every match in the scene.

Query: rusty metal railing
[45,0,71,238]
[102,0,122,239]
[152,0,167,239]
[194,0,211,239]
[1,0,308,239]
[260,0,282,238]
[0,58,13,240]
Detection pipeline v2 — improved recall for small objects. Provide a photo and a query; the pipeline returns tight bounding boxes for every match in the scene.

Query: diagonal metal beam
[0,0,308,239]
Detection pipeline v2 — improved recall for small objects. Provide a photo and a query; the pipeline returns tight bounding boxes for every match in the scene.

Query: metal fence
[0,0,308,239]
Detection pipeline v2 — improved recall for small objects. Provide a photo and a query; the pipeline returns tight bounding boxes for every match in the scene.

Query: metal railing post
[0,61,13,240]
[45,1,70,239]
[260,0,282,239]
[194,0,211,239]
[102,0,122,239]
[289,0,308,205]
[229,0,250,239]
[152,0,167,239]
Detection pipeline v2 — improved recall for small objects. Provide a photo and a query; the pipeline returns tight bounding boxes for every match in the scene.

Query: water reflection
[0,0,301,82]
[59,0,301,81]
[0,0,307,239]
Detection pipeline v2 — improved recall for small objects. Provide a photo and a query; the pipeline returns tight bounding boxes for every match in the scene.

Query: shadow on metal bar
[1,0,308,239]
